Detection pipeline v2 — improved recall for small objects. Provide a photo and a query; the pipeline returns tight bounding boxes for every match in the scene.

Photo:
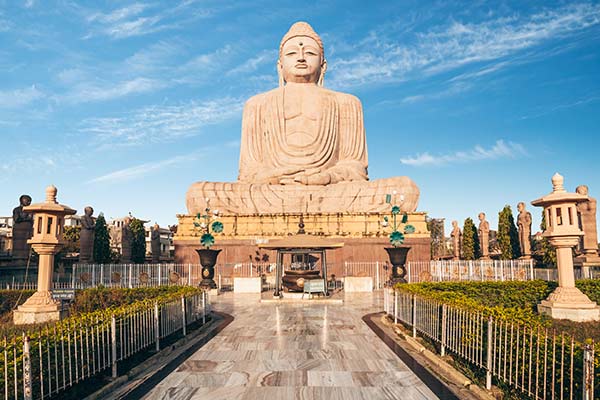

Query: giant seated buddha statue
[186,22,419,215]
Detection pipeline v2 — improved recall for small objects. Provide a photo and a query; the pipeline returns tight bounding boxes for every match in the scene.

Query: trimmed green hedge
[394,280,600,339]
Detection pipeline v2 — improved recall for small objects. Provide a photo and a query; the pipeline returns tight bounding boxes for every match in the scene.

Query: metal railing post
[111,316,117,378]
[394,290,398,324]
[23,336,32,400]
[376,261,380,288]
[154,303,160,352]
[412,295,417,338]
[486,316,493,390]
[188,264,192,286]
[202,291,207,324]
[583,343,594,400]
[440,304,447,357]
[407,262,412,283]
[181,296,187,336]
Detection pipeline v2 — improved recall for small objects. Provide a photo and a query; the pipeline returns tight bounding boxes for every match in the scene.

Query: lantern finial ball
[45,185,58,204]
[551,173,565,193]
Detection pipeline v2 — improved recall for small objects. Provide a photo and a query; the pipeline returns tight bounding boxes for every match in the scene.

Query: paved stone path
[144,292,438,400]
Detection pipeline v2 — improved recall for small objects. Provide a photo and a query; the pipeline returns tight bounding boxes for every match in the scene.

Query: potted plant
[193,200,224,289]
[382,195,415,284]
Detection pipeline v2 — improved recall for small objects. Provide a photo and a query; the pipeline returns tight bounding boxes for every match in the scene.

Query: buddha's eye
[285,51,297,56]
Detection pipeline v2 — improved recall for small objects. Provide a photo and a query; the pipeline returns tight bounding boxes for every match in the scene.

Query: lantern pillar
[532,173,600,322]
[13,186,76,325]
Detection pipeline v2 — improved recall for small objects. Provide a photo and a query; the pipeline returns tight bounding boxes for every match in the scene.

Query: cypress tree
[539,212,557,266]
[461,218,480,260]
[130,218,147,264]
[93,213,112,264]
[498,205,521,259]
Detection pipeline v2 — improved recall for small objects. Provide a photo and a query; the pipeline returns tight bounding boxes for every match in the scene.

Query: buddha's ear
[318,59,327,87]
[277,60,284,87]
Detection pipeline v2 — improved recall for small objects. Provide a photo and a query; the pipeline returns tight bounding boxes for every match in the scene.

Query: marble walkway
[143,291,439,400]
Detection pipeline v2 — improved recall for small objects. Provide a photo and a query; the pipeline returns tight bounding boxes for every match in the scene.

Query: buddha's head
[576,185,589,196]
[517,202,525,212]
[84,206,94,217]
[278,21,327,86]
[478,212,486,222]
[19,195,32,207]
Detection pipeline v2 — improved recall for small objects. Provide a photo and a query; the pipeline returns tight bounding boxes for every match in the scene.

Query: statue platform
[174,212,431,277]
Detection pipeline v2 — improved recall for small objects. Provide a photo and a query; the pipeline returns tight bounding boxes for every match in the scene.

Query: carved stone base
[574,254,600,268]
[538,286,600,322]
[13,291,65,325]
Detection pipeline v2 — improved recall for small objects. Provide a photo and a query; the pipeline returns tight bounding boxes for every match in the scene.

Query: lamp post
[532,173,600,322]
[13,185,76,325]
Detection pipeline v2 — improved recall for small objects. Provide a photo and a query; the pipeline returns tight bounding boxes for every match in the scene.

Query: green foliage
[93,213,112,264]
[395,280,600,331]
[427,218,446,259]
[536,212,557,267]
[129,218,147,263]
[0,290,34,324]
[498,205,521,259]
[461,218,480,260]
[70,286,201,314]
[62,226,81,253]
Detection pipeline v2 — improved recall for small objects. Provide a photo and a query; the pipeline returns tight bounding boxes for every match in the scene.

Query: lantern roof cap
[23,185,77,215]
[532,173,587,207]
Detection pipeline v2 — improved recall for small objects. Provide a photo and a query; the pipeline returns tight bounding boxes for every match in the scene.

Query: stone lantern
[531,173,600,322]
[13,185,76,325]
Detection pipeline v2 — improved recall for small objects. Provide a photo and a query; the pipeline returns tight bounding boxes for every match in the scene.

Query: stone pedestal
[344,276,373,292]
[233,277,262,293]
[538,286,600,322]
[14,244,64,324]
[13,291,65,324]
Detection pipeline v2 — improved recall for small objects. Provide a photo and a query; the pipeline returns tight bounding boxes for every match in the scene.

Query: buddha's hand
[255,167,304,184]
[294,170,331,185]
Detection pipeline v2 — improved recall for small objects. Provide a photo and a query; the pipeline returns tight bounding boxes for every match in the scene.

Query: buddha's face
[280,36,322,84]
[20,195,31,207]
[478,213,485,221]
[517,202,524,212]
[85,207,94,217]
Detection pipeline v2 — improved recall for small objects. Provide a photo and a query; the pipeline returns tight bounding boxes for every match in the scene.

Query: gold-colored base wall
[174,212,431,267]
[175,212,429,240]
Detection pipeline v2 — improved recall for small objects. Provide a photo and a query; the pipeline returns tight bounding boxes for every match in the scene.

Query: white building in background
[64,215,81,227]
[0,217,12,254]
[145,226,174,260]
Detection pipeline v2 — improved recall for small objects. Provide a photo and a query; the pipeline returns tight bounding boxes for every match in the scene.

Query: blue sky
[1,0,599,235]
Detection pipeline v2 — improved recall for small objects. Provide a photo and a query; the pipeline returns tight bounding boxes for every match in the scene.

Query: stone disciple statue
[121,217,132,264]
[151,223,161,263]
[186,22,419,215]
[517,202,532,258]
[478,212,490,259]
[576,185,599,257]
[79,206,96,263]
[11,195,34,259]
[451,220,461,260]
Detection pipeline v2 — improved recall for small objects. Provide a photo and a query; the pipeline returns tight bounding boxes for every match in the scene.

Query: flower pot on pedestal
[196,248,221,289]
[385,246,411,284]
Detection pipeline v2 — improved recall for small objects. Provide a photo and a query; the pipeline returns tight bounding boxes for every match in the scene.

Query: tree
[130,218,147,263]
[62,225,80,253]
[461,218,480,260]
[536,211,556,267]
[498,205,521,259]
[93,213,112,264]
[427,218,446,259]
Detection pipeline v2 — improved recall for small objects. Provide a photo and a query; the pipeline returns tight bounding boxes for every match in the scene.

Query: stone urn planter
[196,248,221,289]
[384,246,411,284]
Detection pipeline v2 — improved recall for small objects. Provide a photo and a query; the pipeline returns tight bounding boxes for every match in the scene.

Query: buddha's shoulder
[323,88,362,107]
[244,88,282,107]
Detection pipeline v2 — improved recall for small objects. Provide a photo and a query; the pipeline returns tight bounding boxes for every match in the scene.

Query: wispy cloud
[329,3,600,88]
[81,97,243,147]
[400,140,528,166]
[226,50,276,76]
[83,1,213,40]
[61,77,165,103]
[87,153,198,184]
[520,94,600,120]
[0,85,44,108]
